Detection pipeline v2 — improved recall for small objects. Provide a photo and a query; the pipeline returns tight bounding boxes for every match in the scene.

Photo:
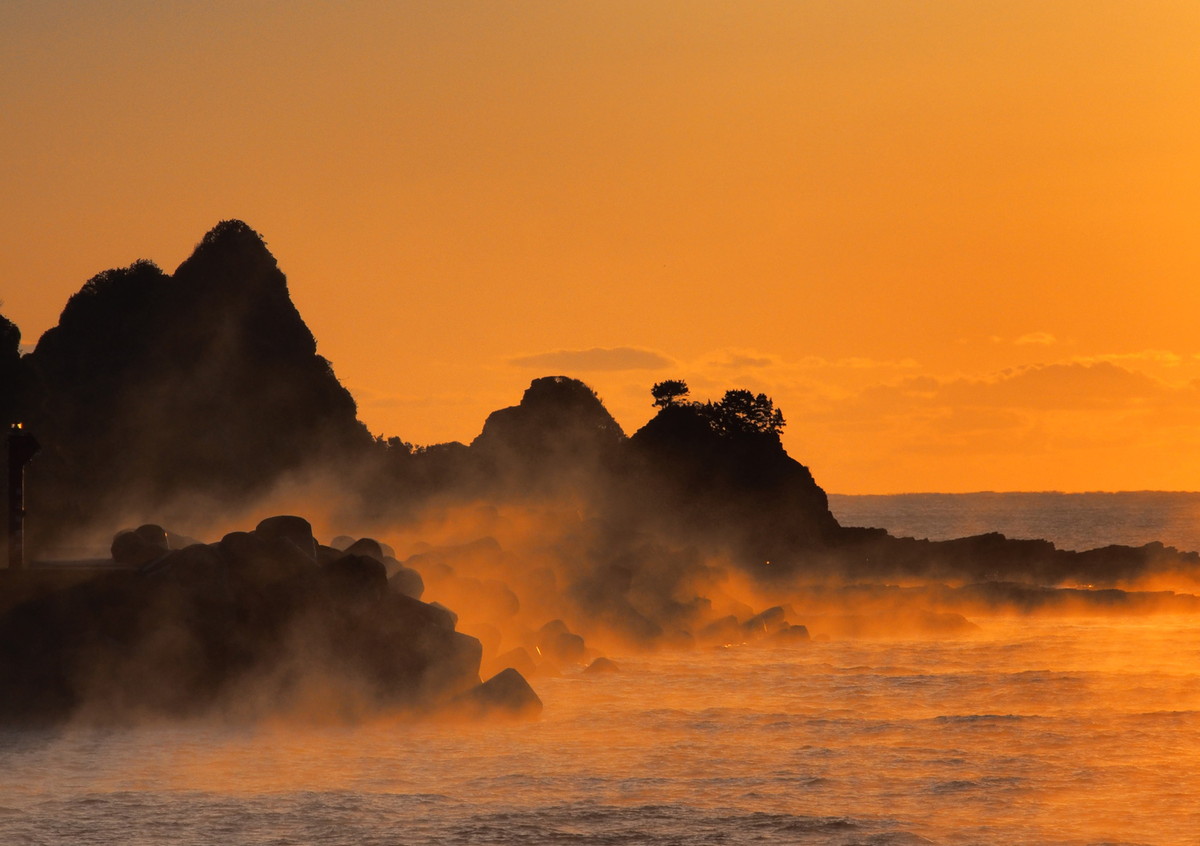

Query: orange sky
[3,1,1200,493]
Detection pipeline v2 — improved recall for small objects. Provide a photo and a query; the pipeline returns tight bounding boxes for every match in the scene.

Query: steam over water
[4,494,1200,845]
[3,616,1199,845]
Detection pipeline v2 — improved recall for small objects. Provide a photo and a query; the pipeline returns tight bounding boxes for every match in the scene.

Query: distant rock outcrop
[830,526,1200,587]
[20,221,373,545]
[471,375,626,494]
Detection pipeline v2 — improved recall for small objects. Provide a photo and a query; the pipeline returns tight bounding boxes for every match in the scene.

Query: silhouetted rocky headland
[618,398,840,566]
[7,220,1193,594]
[4,220,1200,723]
[10,221,373,548]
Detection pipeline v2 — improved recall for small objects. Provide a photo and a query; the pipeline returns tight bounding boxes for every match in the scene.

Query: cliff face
[471,376,626,496]
[21,221,372,543]
[615,403,841,571]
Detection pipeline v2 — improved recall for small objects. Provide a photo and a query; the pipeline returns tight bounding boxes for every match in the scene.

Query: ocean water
[3,616,1199,845]
[3,495,1200,845]
[828,491,1200,554]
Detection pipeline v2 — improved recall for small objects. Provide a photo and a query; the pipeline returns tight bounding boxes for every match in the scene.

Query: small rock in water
[770,623,811,643]
[454,668,543,719]
[696,615,742,645]
[742,606,787,637]
[534,619,588,666]
[583,656,620,675]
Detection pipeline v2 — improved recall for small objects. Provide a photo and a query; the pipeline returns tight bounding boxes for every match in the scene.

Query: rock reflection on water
[2,616,1199,845]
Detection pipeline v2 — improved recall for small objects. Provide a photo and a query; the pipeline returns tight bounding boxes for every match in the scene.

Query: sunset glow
[4,1,1199,492]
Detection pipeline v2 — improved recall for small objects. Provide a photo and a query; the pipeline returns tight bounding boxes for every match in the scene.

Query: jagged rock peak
[174,219,278,279]
[19,220,371,542]
[518,376,620,421]
[474,376,626,450]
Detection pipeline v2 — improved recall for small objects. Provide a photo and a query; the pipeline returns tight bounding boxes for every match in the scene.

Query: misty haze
[2,221,1200,843]
[6,0,1200,839]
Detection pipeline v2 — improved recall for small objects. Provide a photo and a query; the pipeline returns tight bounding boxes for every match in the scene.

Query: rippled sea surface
[3,616,1199,845]
[828,491,1200,553]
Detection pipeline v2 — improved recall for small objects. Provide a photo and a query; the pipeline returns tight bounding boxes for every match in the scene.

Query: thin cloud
[863,362,1167,413]
[1074,350,1185,367]
[699,348,782,370]
[723,353,775,368]
[813,356,920,370]
[509,346,674,372]
[701,348,918,372]
[1014,331,1058,346]
[947,362,1165,410]
[794,360,1200,485]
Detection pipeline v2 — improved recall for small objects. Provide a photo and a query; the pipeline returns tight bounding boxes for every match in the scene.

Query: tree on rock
[651,380,690,408]
[707,389,785,436]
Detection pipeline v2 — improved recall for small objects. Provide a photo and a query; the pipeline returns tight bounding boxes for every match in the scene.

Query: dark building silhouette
[0,314,23,429]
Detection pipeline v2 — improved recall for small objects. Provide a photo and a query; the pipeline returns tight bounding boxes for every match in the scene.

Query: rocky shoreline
[0,516,541,725]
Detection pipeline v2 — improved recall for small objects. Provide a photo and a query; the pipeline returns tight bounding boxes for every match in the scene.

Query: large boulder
[322,553,388,604]
[387,564,425,599]
[111,524,171,567]
[255,515,319,564]
[452,667,543,720]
